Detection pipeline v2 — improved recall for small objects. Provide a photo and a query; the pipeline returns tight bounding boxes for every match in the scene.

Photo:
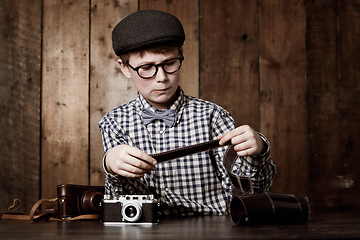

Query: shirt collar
[136,87,186,125]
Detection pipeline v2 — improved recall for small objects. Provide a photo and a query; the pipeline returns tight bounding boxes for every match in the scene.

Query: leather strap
[1,198,101,222]
[29,198,59,222]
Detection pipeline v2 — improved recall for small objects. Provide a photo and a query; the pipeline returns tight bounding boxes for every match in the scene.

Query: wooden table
[1,212,359,239]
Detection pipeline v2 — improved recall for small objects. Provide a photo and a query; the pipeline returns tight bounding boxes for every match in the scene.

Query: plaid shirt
[99,88,276,215]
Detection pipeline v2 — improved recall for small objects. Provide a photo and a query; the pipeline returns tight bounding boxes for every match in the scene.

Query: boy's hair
[119,43,183,64]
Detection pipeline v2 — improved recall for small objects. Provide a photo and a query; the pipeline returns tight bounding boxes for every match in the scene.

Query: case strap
[1,198,101,222]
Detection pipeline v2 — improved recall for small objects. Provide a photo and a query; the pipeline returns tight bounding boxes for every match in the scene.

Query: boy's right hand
[105,145,157,178]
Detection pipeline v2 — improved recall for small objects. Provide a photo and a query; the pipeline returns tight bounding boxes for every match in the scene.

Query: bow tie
[141,108,177,127]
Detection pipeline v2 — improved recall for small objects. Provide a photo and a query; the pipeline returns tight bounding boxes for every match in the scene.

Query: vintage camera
[102,195,159,224]
[57,184,104,219]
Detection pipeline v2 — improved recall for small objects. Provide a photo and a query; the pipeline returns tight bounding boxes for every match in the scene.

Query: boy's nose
[155,67,168,82]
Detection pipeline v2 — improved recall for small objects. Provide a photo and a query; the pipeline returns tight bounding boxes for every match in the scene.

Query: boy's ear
[117,59,131,79]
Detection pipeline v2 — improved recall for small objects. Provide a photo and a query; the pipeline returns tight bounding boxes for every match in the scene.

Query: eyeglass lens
[137,58,182,79]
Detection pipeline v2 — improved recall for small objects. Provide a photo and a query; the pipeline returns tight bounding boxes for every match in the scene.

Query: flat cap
[112,10,185,56]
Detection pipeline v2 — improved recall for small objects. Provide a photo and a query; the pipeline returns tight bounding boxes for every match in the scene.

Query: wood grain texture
[199,0,260,128]
[42,0,90,198]
[307,0,360,211]
[259,0,308,195]
[89,0,138,186]
[140,0,200,98]
[0,0,41,213]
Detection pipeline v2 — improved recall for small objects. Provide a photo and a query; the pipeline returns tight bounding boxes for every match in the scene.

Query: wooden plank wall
[0,0,359,213]
[200,0,260,129]
[0,0,42,213]
[259,0,308,195]
[89,0,139,191]
[307,0,360,211]
[42,0,90,201]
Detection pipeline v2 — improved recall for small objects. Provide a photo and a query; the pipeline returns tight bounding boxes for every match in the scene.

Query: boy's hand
[105,145,157,178]
[217,125,264,157]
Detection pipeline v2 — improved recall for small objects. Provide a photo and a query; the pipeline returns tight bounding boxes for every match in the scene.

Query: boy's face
[119,48,181,110]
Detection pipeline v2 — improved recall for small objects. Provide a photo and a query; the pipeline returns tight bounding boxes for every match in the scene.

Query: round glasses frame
[127,54,184,79]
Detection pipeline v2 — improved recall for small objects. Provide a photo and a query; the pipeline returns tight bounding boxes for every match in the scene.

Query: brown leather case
[57,184,104,219]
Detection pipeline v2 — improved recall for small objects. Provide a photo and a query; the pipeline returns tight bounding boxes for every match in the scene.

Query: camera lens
[125,206,137,217]
[122,202,142,222]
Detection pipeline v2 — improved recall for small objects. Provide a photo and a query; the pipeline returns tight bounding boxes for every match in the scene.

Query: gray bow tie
[141,108,177,127]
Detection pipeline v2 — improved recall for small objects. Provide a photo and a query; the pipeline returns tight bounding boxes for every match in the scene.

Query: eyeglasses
[127,54,184,79]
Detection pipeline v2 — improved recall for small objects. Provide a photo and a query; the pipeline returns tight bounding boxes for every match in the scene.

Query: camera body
[57,184,104,219]
[102,195,159,224]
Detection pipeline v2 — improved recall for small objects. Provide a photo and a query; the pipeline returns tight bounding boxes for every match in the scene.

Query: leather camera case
[57,184,104,219]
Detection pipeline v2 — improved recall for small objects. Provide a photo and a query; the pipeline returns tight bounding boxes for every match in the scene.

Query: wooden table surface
[1,212,359,239]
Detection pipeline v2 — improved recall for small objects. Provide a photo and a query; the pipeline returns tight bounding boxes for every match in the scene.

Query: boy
[99,10,276,215]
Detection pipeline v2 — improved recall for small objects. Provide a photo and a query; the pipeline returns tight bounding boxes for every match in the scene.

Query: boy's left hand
[217,125,264,157]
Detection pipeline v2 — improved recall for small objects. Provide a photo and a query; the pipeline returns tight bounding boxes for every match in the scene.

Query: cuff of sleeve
[243,133,271,168]
[102,152,119,180]
[251,132,271,159]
